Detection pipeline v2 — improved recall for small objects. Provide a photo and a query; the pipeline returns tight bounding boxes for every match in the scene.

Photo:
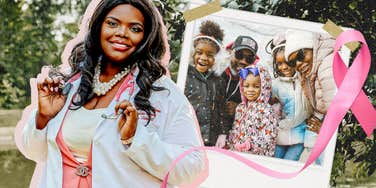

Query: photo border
[176,1,346,187]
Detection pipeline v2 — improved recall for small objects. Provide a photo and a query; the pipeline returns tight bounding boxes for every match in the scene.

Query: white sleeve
[21,109,48,162]
[124,99,205,186]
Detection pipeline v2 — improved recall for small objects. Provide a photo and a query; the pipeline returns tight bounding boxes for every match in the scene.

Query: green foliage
[0,1,26,108]
[330,152,346,186]
[336,121,376,174]
[0,0,61,108]
[222,0,254,10]
[0,75,25,108]
[153,0,187,81]
[55,0,91,46]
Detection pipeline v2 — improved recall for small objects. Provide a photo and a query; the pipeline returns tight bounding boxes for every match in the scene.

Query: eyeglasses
[286,49,305,67]
[234,50,255,64]
[239,67,259,80]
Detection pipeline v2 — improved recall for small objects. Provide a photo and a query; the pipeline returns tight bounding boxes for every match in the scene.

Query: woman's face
[288,49,313,77]
[193,41,217,73]
[242,74,261,102]
[100,4,145,63]
[275,50,295,77]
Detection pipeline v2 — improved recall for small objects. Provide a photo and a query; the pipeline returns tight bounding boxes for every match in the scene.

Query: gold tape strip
[183,0,222,22]
[323,19,359,51]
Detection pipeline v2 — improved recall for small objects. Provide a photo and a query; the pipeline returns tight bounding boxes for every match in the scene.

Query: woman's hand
[115,100,138,144]
[36,68,67,129]
[307,116,322,134]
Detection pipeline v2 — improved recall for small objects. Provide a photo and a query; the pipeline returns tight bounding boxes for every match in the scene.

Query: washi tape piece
[323,20,359,51]
[183,0,222,22]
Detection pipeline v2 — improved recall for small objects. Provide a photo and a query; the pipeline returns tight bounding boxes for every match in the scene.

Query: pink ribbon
[332,30,376,136]
[161,30,375,187]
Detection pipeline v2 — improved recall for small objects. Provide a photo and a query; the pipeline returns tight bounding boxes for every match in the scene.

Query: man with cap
[284,30,336,164]
[215,35,259,148]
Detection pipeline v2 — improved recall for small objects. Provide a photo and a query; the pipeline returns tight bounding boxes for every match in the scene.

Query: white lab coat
[20,71,205,188]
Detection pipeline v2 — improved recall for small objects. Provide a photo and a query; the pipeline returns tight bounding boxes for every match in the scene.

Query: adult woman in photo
[17,0,205,187]
[284,30,336,164]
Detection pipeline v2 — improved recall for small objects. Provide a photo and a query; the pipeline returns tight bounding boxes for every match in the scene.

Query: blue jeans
[275,144,304,161]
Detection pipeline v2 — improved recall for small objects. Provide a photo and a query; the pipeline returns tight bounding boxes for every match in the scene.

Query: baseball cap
[232,36,258,55]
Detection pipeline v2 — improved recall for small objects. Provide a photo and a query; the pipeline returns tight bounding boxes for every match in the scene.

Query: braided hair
[270,40,286,78]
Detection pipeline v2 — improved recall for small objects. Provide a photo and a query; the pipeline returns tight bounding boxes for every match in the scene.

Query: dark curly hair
[67,0,166,124]
[193,20,224,53]
[68,42,85,73]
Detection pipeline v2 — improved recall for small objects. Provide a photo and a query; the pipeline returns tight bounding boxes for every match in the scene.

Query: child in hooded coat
[228,66,279,157]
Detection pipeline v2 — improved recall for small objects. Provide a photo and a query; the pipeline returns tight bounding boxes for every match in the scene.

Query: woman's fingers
[307,119,321,133]
[124,106,137,120]
[46,77,54,92]
[36,71,63,94]
[115,100,138,121]
[119,122,128,140]
[115,100,132,114]
[36,73,44,91]
[116,100,138,140]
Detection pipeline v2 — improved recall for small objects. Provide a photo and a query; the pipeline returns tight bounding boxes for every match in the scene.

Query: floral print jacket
[228,66,279,157]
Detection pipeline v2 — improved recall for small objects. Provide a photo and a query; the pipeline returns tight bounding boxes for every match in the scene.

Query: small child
[228,66,279,157]
[184,20,226,146]
[270,35,311,161]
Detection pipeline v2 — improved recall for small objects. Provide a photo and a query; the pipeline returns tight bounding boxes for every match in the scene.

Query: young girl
[270,36,311,161]
[228,66,279,157]
[184,20,226,146]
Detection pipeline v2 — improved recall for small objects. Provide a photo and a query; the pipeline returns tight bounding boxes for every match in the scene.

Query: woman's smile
[109,40,131,51]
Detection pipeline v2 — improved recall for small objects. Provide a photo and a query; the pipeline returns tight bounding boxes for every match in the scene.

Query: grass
[0,150,35,188]
[0,109,22,128]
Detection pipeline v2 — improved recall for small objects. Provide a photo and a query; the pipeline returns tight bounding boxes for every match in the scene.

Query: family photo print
[175,0,357,187]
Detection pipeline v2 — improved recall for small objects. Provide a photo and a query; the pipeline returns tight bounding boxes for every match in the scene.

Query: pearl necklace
[92,62,130,96]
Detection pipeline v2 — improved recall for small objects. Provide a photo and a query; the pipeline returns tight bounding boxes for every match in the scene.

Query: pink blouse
[57,125,92,188]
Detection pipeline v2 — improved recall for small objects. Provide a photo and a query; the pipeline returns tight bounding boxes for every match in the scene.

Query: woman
[18,0,205,187]
[284,29,336,164]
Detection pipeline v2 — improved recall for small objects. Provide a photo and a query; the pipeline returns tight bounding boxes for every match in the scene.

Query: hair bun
[199,20,224,42]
